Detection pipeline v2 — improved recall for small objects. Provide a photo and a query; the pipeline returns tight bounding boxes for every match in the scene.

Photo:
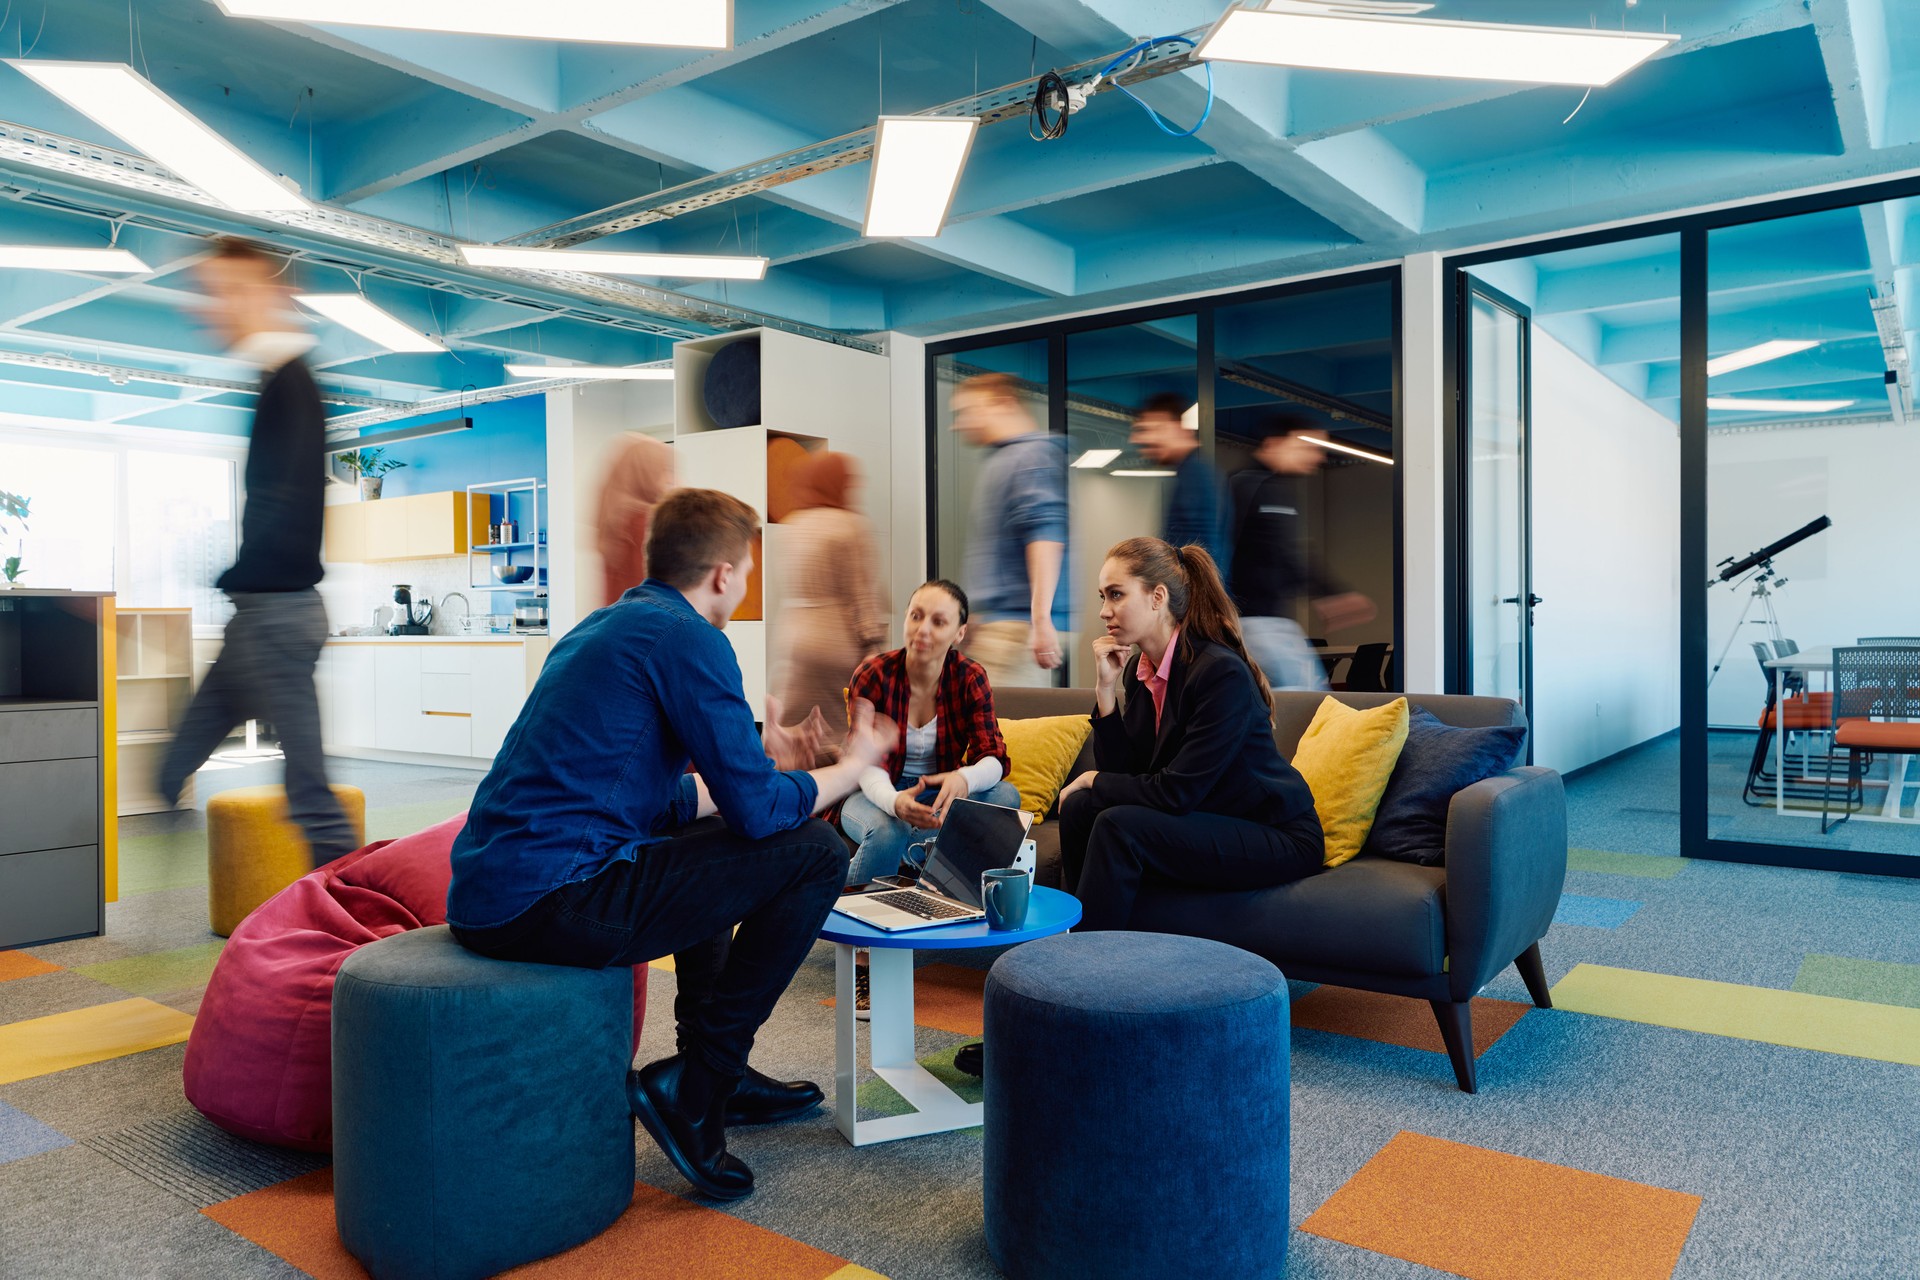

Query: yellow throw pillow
[1290,696,1410,868]
[999,715,1093,825]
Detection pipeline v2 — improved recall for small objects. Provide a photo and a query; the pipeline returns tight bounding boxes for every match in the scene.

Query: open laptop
[832,797,1034,932]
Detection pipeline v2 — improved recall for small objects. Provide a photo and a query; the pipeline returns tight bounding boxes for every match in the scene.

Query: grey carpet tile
[0,1142,202,1263]
[83,1111,328,1211]
[28,887,220,970]
[0,971,127,1025]
[0,1045,194,1142]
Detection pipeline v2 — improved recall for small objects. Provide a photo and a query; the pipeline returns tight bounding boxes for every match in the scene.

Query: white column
[887,333,928,648]
[1401,252,1448,694]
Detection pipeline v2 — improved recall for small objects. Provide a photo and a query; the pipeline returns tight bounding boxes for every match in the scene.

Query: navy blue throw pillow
[1363,707,1526,866]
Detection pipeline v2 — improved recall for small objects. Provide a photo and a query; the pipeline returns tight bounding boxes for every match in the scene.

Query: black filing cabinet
[0,591,109,948]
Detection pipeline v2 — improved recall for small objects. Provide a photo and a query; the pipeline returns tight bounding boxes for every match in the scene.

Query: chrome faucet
[439,591,471,634]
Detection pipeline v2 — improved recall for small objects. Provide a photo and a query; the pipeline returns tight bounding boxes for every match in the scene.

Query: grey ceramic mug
[981,867,1031,931]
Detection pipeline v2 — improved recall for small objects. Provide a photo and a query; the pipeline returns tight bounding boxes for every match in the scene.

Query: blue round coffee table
[821,885,1079,1146]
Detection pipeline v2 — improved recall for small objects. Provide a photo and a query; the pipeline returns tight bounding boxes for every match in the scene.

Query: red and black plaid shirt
[847,647,1010,784]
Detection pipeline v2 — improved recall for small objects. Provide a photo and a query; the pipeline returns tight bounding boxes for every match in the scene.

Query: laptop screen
[921,799,1032,908]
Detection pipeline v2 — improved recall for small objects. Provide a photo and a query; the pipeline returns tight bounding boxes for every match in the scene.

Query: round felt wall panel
[704,336,761,429]
[765,437,810,523]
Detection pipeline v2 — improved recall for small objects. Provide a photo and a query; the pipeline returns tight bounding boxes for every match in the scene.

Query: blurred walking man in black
[157,238,356,866]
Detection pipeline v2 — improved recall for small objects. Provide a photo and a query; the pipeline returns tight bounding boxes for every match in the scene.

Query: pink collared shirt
[1136,630,1181,730]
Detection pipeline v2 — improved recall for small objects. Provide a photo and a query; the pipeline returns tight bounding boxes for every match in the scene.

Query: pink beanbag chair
[184,813,649,1151]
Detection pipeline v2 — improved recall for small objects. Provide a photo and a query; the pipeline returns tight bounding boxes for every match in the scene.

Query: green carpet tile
[1792,954,1920,1010]
[4,747,1920,1276]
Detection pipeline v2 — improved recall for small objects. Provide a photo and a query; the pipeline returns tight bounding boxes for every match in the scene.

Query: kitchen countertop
[326,633,546,643]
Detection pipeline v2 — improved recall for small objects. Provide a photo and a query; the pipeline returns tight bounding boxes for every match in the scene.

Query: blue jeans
[838,780,1022,886]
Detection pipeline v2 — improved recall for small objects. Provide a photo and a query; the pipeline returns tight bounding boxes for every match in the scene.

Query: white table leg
[833,943,858,1144]
[835,946,983,1147]
[1774,665,1786,815]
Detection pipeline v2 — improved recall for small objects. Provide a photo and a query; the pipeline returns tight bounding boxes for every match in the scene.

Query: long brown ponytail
[1105,536,1274,710]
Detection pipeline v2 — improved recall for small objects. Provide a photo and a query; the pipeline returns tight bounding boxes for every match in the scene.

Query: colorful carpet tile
[856,1044,983,1130]
[1551,963,1920,1066]
[1565,848,1685,879]
[822,963,987,1037]
[1302,1131,1702,1280]
[0,998,195,1086]
[0,952,61,983]
[1791,954,1920,1010]
[203,1169,887,1279]
[1291,986,1531,1056]
[1553,893,1644,929]
[71,943,225,999]
[0,1099,72,1166]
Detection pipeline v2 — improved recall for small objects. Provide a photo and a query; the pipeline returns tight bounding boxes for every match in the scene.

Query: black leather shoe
[724,1065,824,1126]
[628,1056,754,1201]
[954,1042,983,1077]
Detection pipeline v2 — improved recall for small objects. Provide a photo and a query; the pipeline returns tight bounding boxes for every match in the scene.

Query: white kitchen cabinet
[323,638,545,763]
[330,645,379,750]
[469,645,526,759]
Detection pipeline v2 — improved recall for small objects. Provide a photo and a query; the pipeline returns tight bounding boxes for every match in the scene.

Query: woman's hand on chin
[1058,770,1098,803]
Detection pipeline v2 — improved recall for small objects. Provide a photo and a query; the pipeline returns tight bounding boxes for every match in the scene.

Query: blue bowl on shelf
[493,565,534,585]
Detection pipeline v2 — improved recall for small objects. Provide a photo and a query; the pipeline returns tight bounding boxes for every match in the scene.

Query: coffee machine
[389,585,431,635]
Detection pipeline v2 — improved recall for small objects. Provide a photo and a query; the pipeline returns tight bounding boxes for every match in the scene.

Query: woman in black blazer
[1058,537,1324,930]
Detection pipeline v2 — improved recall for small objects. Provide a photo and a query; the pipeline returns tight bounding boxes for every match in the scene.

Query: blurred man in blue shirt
[950,372,1069,686]
[1130,392,1225,567]
[450,489,889,1202]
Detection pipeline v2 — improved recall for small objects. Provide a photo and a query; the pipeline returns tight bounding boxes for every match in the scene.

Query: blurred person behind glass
[1130,392,1226,567]
[155,238,355,866]
[772,451,887,741]
[597,434,676,606]
[948,372,1069,686]
[1227,415,1376,691]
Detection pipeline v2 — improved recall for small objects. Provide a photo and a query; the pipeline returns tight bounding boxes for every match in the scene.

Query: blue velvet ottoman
[331,926,635,1280]
[983,931,1290,1279]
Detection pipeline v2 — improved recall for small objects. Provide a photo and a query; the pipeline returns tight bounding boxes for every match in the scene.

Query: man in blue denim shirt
[1129,392,1226,568]
[450,490,889,1202]
[951,372,1069,686]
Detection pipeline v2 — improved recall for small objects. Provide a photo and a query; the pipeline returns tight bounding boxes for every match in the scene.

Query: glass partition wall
[928,271,1400,692]
[1452,182,1920,876]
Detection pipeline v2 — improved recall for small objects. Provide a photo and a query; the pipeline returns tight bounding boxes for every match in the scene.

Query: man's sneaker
[854,962,871,1020]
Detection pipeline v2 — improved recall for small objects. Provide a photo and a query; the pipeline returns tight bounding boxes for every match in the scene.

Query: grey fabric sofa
[990,686,1567,1092]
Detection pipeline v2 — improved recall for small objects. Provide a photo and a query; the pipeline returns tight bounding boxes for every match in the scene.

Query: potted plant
[337,449,407,500]
[0,490,27,589]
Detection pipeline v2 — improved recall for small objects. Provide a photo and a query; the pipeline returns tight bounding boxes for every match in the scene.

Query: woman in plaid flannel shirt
[838,580,1021,886]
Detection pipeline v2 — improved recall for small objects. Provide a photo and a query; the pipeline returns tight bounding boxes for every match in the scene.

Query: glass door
[1462,282,1536,723]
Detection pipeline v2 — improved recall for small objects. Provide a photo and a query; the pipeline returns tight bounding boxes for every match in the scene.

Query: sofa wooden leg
[1429,1000,1476,1093]
[1515,942,1552,1009]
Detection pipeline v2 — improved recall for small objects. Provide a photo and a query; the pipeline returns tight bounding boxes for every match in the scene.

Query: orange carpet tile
[1302,1131,1703,1280]
[1291,986,1531,1057]
[821,963,987,1037]
[205,1169,868,1280]
[0,951,61,983]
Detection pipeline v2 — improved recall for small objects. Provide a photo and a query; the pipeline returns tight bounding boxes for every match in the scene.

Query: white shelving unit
[671,328,891,711]
[114,606,194,815]
[465,477,548,598]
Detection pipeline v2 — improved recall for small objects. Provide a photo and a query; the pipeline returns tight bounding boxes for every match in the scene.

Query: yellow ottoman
[206,785,366,937]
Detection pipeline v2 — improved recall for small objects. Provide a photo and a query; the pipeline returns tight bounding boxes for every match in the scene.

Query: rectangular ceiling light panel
[1303,434,1395,465]
[1197,8,1678,87]
[504,364,674,380]
[864,116,979,239]
[460,246,766,281]
[8,61,307,211]
[215,0,731,49]
[1706,396,1853,413]
[1705,339,1819,377]
[296,294,445,353]
[1071,449,1122,469]
[0,246,149,271]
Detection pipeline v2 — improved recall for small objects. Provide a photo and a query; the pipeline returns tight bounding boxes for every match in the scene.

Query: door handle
[1501,594,1545,606]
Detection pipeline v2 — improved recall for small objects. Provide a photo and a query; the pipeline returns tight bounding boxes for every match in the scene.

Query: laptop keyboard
[868,890,977,921]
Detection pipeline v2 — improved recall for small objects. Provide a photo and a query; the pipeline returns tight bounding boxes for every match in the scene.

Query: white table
[818,887,1079,1146]
[1765,646,1918,822]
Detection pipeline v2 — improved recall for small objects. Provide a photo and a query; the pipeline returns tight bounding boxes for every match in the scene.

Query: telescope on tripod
[1707,515,1831,686]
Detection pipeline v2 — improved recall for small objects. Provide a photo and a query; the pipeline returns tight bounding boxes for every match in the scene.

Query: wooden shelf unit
[113,606,194,815]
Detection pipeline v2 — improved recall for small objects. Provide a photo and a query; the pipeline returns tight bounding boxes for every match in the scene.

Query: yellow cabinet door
[406,493,455,558]
[363,497,410,561]
[323,503,368,563]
